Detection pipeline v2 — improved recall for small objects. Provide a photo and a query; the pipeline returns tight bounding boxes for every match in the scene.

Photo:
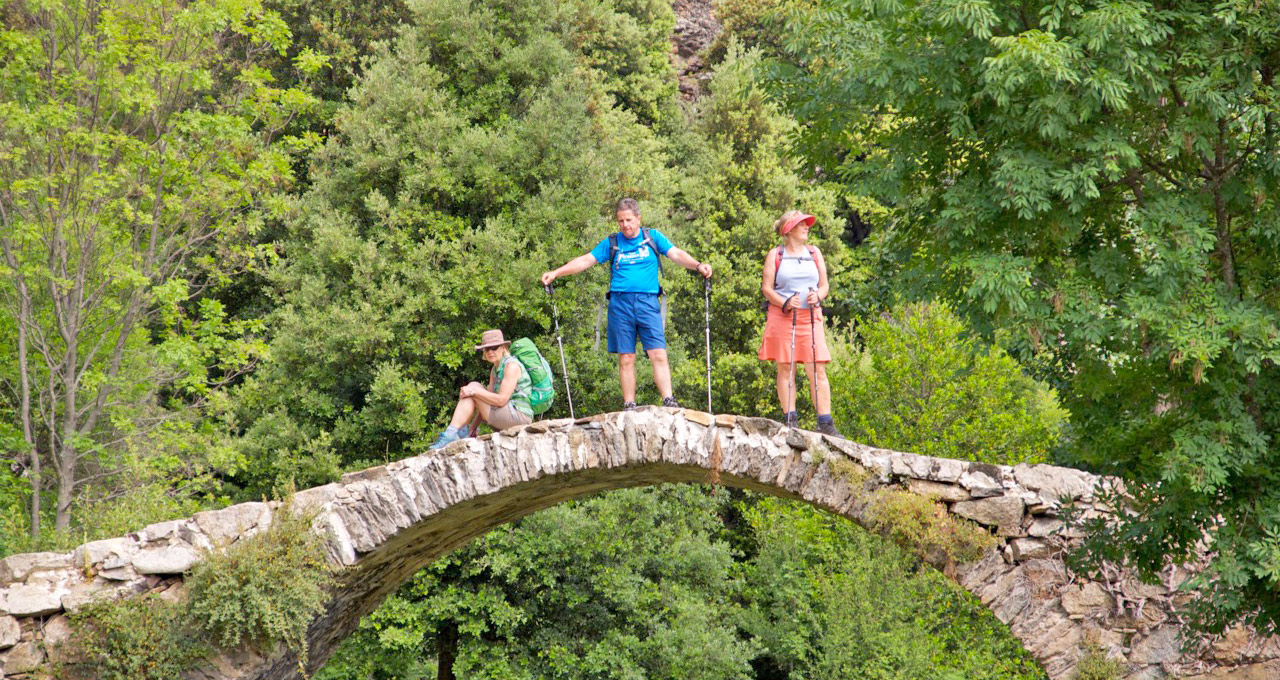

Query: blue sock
[786,410,798,420]
[817,414,833,425]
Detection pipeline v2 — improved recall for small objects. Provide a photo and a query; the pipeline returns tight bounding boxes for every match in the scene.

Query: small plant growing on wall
[67,500,335,679]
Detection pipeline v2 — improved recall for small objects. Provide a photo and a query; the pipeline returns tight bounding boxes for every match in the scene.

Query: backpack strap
[607,228,666,298]
[773,245,819,291]
[608,233,618,288]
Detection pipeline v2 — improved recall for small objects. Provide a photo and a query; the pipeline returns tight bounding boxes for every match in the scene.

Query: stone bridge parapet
[0,408,1276,679]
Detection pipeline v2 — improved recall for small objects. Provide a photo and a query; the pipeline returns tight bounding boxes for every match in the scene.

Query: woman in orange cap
[759,210,840,436]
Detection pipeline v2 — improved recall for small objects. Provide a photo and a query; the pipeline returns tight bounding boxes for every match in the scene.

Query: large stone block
[1129,626,1181,665]
[72,537,135,569]
[3,583,65,617]
[194,502,272,546]
[132,544,202,575]
[906,478,970,502]
[0,552,72,582]
[0,615,18,649]
[959,466,1004,497]
[1010,538,1053,561]
[1013,463,1098,502]
[952,495,1025,528]
[1061,582,1114,617]
[0,640,44,674]
[42,614,72,648]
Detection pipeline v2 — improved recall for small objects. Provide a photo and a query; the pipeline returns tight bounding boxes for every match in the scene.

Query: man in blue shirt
[541,198,713,410]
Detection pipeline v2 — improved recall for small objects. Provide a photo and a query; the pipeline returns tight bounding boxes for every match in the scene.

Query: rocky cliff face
[672,0,721,99]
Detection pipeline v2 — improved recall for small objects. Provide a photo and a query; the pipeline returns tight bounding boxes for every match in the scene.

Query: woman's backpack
[509,338,556,415]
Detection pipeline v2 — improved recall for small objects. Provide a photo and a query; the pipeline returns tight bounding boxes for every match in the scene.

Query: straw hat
[474,329,512,350]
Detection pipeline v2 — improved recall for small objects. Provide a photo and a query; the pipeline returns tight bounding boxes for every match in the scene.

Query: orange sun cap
[775,210,816,236]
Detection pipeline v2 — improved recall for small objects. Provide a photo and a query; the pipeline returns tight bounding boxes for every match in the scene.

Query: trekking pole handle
[544,283,554,296]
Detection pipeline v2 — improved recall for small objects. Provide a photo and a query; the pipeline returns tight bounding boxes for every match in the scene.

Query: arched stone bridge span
[0,409,1275,679]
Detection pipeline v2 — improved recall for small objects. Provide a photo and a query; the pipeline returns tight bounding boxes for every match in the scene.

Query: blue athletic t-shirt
[589,229,675,294]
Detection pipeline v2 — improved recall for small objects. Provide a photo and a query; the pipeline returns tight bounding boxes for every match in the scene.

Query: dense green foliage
[318,488,1047,680]
[184,505,334,659]
[318,486,757,680]
[71,595,208,680]
[70,505,329,678]
[829,302,1067,464]
[772,0,1280,633]
[742,497,1046,680]
[0,0,313,543]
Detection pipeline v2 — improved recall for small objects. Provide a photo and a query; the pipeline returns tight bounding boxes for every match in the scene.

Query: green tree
[829,302,1067,464]
[224,0,683,497]
[775,0,1280,632]
[318,486,755,680]
[667,45,854,422]
[739,497,1047,680]
[0,0,313,539]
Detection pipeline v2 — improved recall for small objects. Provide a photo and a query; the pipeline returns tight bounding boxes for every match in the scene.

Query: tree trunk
[436,620,459,680]
[0,235,42,538]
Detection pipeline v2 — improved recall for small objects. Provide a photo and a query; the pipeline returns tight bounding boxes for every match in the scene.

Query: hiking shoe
[783,412,799,428]
[817,421,843,438]
[428,427,462,450]
[662,396,681,408]
[622,401,637,412]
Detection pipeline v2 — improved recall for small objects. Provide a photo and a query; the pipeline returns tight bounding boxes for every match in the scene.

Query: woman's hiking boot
[783,411,799,428]
[429,426,463,450]
[816,417,842,438]
[662,396,681,408]
[622,401,637,411]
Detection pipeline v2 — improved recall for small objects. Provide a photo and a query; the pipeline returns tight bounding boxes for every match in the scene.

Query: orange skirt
[758,305,830,364]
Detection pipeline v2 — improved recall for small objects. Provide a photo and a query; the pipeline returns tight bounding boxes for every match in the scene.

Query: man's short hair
[615,197,640,215]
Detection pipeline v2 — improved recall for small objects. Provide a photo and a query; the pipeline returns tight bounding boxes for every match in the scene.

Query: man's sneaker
[816,421,843,438]
[783,412,799,428]
[622,401,637,411]
[429,427,462,450]
[662,396,681,408]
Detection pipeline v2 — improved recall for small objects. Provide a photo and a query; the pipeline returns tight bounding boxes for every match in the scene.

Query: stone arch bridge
[0,409,1276,679]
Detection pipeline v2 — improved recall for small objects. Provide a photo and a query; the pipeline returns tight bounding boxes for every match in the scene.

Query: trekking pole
[700,272,723,488]
[788,297,798,425]
[545,284,575,419]
[809,287,819,407]
[703,275,713,414]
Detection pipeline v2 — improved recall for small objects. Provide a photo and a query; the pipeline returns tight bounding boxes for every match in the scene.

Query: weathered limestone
[0,408,1274,680]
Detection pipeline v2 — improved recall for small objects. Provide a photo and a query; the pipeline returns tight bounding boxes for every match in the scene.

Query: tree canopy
[772,0,1280,632]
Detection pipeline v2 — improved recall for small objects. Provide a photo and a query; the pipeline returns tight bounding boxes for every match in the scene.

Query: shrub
[1073,644,1127,680]
[864,488,997,566]
[70,500,334,678]
[828,302,1067,465]
[71,594,208,680]
[183,505,334,661]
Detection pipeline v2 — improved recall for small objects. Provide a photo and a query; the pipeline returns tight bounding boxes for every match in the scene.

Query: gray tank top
[774,246,820,309]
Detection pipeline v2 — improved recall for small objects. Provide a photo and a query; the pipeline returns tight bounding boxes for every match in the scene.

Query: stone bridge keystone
[0,409,1276,679]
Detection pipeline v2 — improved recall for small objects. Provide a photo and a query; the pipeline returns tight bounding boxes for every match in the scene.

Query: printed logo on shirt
[615,247,653,267]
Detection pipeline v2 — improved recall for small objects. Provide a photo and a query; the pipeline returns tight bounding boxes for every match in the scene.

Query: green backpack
[509,338,555,415]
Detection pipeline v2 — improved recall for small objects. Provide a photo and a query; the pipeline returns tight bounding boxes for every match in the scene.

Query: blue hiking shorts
[607,292,666,354]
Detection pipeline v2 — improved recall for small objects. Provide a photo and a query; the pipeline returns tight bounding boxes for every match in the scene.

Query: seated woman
[429,329,534,449]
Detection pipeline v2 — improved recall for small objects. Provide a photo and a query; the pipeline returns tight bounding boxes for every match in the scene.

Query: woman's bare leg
[775,362,795,413]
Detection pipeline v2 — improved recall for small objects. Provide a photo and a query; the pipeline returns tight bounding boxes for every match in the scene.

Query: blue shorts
[607,292,666,354]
